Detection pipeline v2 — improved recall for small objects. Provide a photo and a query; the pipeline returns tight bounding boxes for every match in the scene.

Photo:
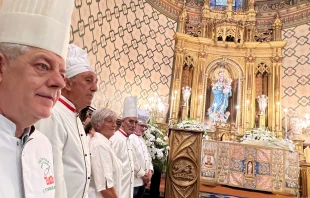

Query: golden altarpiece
[164,1,304,198]
[169,0,286,138]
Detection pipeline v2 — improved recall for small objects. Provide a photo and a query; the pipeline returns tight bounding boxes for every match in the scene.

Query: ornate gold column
[169,45,185,124]
[300,162,310,198]
[190,51,206,121]
[178,1,187,33]
[271,55,282,136]
[165,128,204,198]
[273,13,283,41]
[245,55,255,130]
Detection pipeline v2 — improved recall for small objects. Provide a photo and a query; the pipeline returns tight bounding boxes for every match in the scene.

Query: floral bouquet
[143,123,170,169]
[174,119,209,140]
[240,128,295,151]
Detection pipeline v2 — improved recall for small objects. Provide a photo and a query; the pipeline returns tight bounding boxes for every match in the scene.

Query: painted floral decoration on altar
[240,128,295,152]
[143,123,169,169]
[175,119,209,140]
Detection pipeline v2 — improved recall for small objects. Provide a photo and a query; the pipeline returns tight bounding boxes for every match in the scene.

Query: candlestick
[284,108,287,139]
[305,146,310,163]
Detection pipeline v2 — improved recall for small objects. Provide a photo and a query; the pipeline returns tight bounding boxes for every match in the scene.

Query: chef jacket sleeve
[90,144,114,192]
[131,137,145,178]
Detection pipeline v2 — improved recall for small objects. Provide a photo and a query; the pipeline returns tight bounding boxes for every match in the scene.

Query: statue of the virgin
[208,71,232,123]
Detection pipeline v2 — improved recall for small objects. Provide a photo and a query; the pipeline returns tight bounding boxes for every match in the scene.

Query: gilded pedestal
[165,128,204,198]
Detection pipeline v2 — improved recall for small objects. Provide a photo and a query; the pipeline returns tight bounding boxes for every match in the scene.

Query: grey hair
[91,107,117,131]
[0,43,29,60]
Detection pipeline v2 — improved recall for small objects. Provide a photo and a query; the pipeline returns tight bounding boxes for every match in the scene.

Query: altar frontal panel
[200,140,299,195]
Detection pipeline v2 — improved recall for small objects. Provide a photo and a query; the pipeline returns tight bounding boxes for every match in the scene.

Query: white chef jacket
[129,133,154,187]
[35,96,91,198]
[88,132,122,198]
[110,129,145,198]
[0,114,55,198]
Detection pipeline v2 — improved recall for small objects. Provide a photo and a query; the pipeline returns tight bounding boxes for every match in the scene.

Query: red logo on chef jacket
[44,176,55,185]
[38,158,55,186]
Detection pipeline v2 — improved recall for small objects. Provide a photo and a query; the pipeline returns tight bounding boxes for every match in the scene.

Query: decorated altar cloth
[200,140,299,195]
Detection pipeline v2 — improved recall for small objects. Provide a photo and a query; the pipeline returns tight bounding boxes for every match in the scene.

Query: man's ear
[63,78,73,91]
[0,53,9,84]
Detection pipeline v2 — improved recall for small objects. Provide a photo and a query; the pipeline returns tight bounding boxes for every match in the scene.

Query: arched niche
[179,53,198,117]
[254,60,272,127]
[203,57,245,128]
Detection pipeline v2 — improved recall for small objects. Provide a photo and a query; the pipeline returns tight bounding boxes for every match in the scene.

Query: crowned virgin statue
[208,71,232,123]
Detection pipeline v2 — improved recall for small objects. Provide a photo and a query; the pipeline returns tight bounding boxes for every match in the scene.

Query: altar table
[200,140,299,195]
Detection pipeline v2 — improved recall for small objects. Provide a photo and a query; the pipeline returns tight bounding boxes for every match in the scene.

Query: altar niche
[254,62,270,128]
[203,58,244,140]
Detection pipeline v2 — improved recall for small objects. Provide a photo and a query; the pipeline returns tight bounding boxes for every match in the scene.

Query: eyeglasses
[138,124,148,130]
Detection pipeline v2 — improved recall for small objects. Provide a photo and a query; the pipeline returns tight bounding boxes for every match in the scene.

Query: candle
[305,146,310,163]
[284,108,287,139]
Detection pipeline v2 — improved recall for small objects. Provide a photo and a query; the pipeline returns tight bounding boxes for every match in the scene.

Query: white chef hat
[0,0,74,60]
[137,109,150,123]
[123,96,138,118]
[65,44,94,78]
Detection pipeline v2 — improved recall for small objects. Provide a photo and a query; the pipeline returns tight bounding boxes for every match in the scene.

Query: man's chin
[35,108,52,119]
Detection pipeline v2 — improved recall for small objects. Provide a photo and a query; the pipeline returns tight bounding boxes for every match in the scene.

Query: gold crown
[218,71,225,77]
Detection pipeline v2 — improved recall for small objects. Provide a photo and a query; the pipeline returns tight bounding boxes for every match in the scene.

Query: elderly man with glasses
[110,96,148,198]
[129,109,154,198]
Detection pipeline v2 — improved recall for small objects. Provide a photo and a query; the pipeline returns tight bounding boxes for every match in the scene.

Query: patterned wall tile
[70,0,177,116]
[282,23,310,117]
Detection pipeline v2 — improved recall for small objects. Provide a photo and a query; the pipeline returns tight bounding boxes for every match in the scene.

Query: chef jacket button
[85,154,87,157]
[88,177,90,179]
[17,142,19,146]
[90,153,91,156]
[81,134,83,136]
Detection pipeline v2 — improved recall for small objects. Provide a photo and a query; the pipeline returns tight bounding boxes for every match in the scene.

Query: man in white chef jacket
[0,0,74,197]
[36,44,98,198]
[130,109,154,198]
[110,96,148,198]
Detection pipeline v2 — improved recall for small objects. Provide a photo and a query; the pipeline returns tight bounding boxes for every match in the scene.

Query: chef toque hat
[123,96,138,118]
[0,0,74,60]
[137,109,150,123]
[65,44,94,78]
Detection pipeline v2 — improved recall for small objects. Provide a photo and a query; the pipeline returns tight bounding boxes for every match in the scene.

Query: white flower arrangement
[240,128,295,152]
[143,123,169,169]
[174,119,209,140]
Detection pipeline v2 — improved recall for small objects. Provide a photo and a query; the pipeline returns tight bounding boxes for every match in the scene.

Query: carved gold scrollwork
[255,62,270,74]
[247,55,256,63]
[175,47,186,54]
[272,55,282,63]
[198,51,207,59]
